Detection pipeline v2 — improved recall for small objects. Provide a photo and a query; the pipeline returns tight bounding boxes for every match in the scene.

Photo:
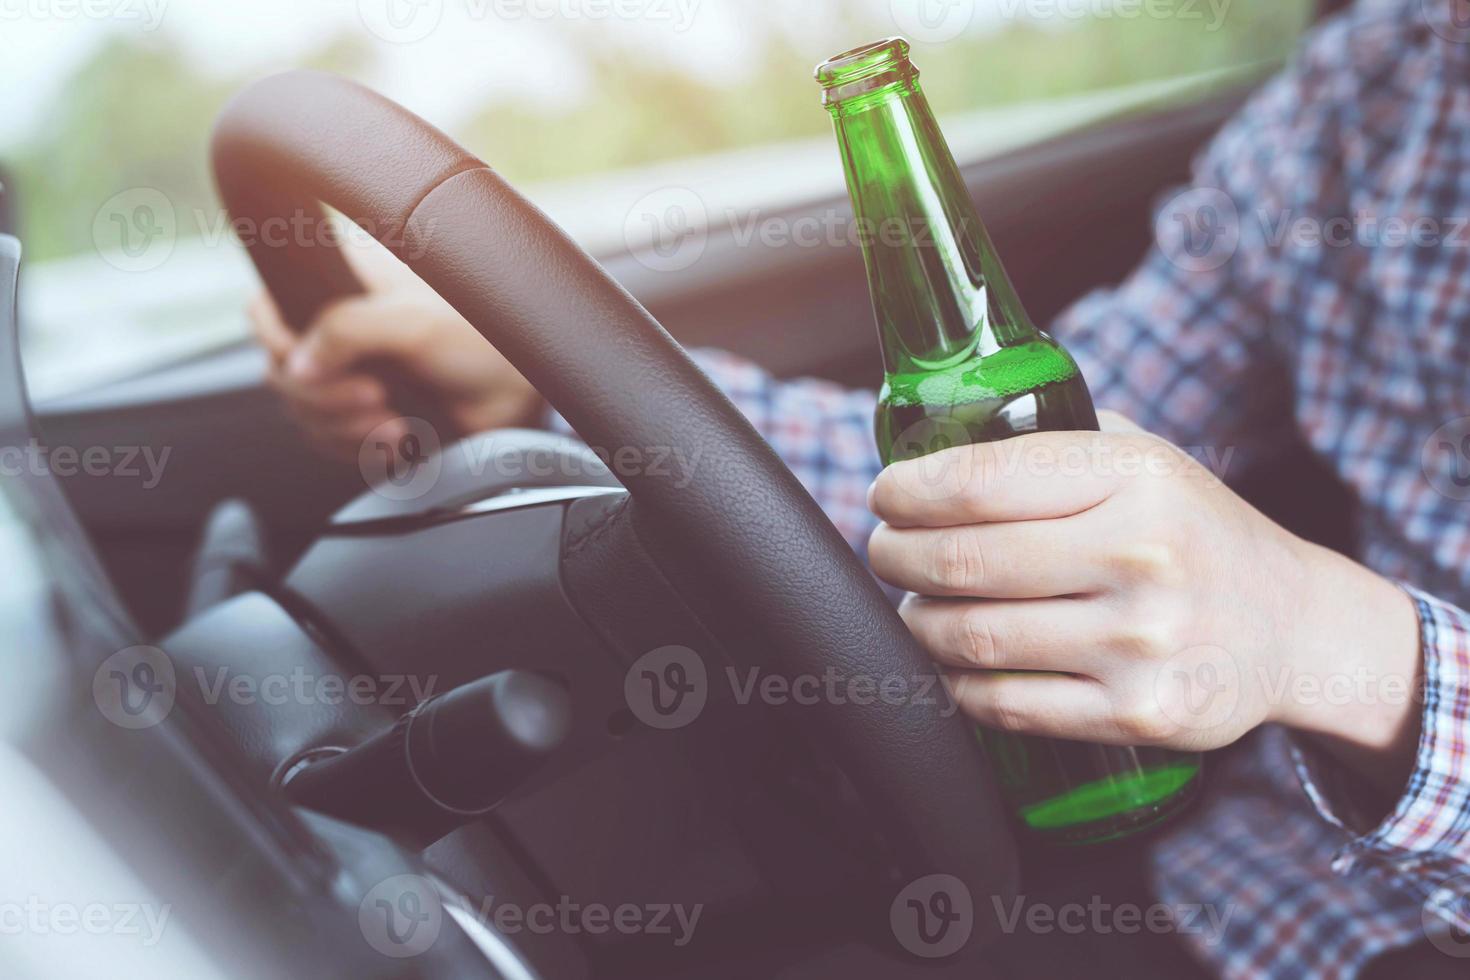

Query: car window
[4,0,1316,398]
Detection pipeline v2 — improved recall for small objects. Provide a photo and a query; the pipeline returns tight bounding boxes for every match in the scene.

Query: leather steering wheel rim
[212,70,1017,951]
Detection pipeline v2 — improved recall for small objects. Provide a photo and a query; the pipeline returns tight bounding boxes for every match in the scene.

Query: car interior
[15,1,1456,977]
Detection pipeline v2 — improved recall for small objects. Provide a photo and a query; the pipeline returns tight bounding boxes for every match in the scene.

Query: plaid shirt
[680,2,1470,975]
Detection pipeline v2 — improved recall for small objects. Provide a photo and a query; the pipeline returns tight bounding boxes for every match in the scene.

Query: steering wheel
[211,70,1018,953]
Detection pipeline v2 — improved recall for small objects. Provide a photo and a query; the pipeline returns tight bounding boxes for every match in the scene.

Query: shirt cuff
[1290,585,1470,931]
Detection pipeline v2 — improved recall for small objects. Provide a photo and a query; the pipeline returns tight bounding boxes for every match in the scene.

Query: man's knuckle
[315,316,347,349]
[930,531,980,592]
[958,609,1002,668]
[1112,533,1184,584]
[954,446,997,509]
[1119,610,1179,659]
[989,695,1031,734]
[1113,697,1177,744]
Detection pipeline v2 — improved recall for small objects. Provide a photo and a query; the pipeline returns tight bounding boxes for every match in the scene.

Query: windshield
[2,0,1314,399]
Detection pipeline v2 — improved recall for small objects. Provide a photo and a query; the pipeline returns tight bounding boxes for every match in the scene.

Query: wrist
[1270,539,1423,792]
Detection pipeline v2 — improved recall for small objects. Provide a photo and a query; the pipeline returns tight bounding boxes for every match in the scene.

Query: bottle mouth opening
[814,37,917,107]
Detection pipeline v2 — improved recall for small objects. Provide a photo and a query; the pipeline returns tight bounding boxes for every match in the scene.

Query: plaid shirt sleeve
[1045,60,1312,474]
[1290,586,1470,935]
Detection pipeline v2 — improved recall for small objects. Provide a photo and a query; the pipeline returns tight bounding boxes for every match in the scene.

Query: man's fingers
[249,292,295,364]
[1096,409,1144,434]
[289,295,428,382]
[869,431,1125,529]
[946,671,1124,742]
[900,595,1108,675]
[299,408,404,461]
[269,370,388,417]
[869,509,1111,598]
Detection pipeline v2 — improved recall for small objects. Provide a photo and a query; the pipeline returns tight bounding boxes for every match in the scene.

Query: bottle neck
[826,71,1038,378]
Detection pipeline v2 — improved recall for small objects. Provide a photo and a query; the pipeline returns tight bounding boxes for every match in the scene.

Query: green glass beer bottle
[817,38,1202,845]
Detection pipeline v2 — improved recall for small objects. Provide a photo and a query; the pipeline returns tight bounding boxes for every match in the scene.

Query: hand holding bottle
[820,37,1208,841]
[867,412,1423,794]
